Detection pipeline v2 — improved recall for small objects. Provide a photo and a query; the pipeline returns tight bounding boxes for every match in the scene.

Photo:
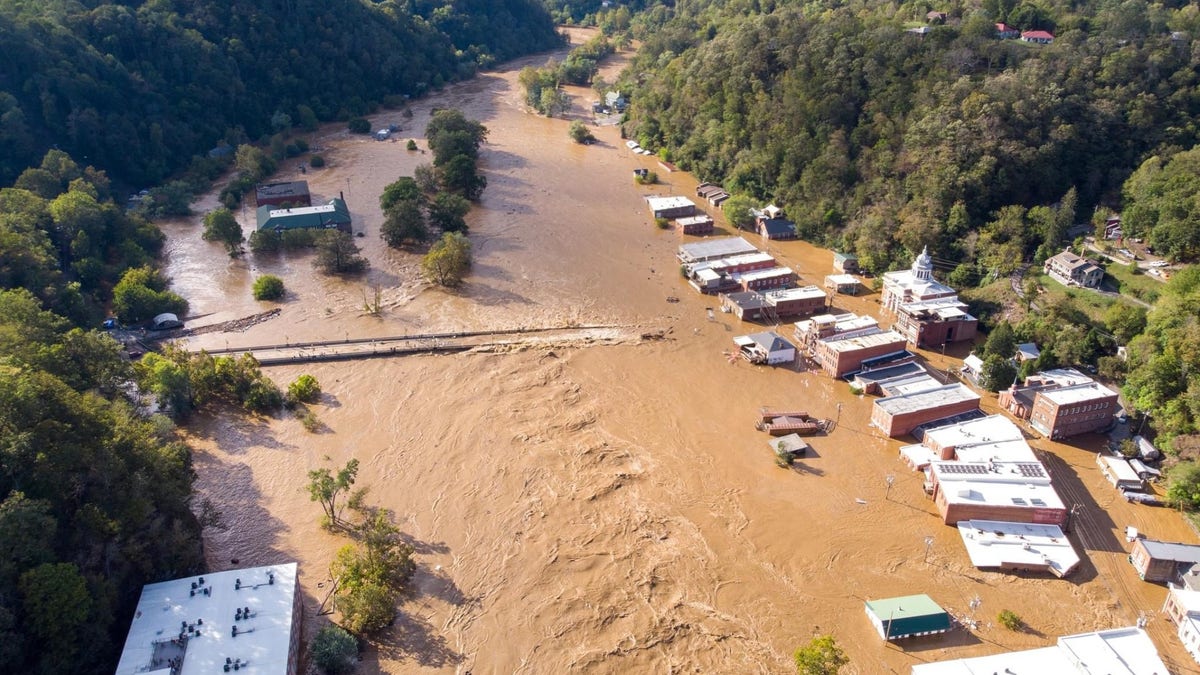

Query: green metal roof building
[256,197,351,233]
[864,594,952,641]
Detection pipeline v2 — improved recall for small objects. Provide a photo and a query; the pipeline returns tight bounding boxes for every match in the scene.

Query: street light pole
[886,474,895,501]
[924,536,935,563]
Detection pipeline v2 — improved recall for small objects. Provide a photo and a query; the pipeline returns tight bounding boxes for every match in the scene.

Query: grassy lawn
[1028,272,1115,323]
[960,278,1026,326]
[1102,262,1163,305]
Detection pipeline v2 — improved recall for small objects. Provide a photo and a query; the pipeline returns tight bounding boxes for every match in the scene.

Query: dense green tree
[569,120,596,144]
[380,177,424,213]
[439,155,488,200]
[426,110,488,162]
[722,195,757,231]
[311,624,359,674]
[983,320,1017,359]
[314,231,369,275]
[111,266,188,324]
[202,208,244,255]
[288,374,322,404]
[1167,462,1200,510]
[381,200,429,248]
[981,354,1019,392]
[794,635,848,675]
[429,192,471,233]
[0,0,560,187]
[252,275,285,301]
[1123,148,1200,261]
[422,232,473,287]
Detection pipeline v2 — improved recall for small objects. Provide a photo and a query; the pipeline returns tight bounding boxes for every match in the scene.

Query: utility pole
[886,474,895,501]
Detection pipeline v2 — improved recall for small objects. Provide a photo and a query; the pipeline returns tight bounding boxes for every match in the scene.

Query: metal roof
[256,198,350,231]
[1139,539,1200,564]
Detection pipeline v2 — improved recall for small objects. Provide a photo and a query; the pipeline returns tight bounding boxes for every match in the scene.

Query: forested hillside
[0,0,560,187]
[618,1,1200,272]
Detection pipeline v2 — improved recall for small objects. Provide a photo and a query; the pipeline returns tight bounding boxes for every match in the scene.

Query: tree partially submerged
[421,232,472,287]
[202,208,244,256]
[307,458,360,529]
[794,635,848,675]
[314,231,368,275]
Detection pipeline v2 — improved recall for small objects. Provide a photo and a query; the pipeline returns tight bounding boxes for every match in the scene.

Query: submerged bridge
[181,325,627,366]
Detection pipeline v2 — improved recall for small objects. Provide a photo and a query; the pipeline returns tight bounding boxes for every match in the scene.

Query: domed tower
[911,246,933,282]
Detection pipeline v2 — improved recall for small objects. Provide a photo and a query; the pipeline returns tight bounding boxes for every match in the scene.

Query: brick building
[255,181,311,208]
[871,384,982,438]
[795,313,909,378]
[891,297,979,347]
[1029,381,1119,440]
[1131,540,1200,582]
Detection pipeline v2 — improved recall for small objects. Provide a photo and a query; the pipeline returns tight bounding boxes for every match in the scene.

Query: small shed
[150,313,183,331]
[1133,435,1162,461]
[1097,453,1144,492]
[1016,343,1040,363]
[832,252,860,274]
[824,274,861,295]
[961,353,985,379]
[864,594,952,641]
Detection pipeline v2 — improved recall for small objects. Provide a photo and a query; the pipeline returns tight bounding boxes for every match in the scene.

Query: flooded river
[164,29,1198,674]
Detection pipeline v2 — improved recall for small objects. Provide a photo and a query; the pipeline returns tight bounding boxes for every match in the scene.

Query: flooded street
[166,30,1199,673]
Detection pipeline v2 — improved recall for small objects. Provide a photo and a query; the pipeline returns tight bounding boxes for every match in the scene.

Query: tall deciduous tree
[421,232,472,287]
[202,208,244,255]
[314,231,368,275]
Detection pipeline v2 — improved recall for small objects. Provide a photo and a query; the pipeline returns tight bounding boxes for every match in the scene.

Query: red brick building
[255,180,311,208]
[871,384,981,438]
[1029,381,1119,440]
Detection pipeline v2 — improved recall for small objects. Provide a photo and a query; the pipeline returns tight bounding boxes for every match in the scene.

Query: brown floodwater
[165,29,1200,674]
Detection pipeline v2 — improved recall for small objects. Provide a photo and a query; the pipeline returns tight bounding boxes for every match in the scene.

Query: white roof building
[912,626,1168,674]
[957,519,1081,577]
[115,563,301,675]
[882,247,958,312]
[677,237,758,263]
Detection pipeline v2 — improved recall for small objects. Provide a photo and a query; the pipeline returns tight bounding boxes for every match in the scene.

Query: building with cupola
[881,248,978,348]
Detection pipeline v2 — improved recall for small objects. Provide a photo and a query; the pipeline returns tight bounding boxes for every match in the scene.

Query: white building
[733,331,797,365]
[881,247,958,313]
[957,519,1081,577]
[1164,584,1200,665]
[912,626,1168,674]
[115,563,302,675]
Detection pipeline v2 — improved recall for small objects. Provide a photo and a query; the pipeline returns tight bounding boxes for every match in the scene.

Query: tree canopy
[0,0,561,187]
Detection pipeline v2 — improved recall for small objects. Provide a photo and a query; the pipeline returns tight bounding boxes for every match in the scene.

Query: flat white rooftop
[675,214,713,225]
[922,414,1024,450]
[1039,381,1119,405]
[1031,367,1093,387]
[647,196,696,212]
[953,439,1039,464]
[874,384,980,416]
[932,458,1051,485]
[689,251,775,273]
[824,273,860,286]
[677,236,758,262]
[940,478,1065,512]
[268,204,336,218]
[822,328,908,353]
[115,563,299,675]
[880,373,944,397]
[764,285,825,301]
[734,266,795,282]
[912,627,1167,675]
[957,519,1080,577]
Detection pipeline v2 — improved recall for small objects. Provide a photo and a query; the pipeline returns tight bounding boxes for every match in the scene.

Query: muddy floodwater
[162,29,1200,673]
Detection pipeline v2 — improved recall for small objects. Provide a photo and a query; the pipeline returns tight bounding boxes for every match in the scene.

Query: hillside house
[995,22,1020,39]
[1021,30,1055,44]
[1044,249,1103,289]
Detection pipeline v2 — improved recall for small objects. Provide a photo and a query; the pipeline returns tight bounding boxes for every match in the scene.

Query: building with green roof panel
[864,594,952,641]
[256,197,352,234]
